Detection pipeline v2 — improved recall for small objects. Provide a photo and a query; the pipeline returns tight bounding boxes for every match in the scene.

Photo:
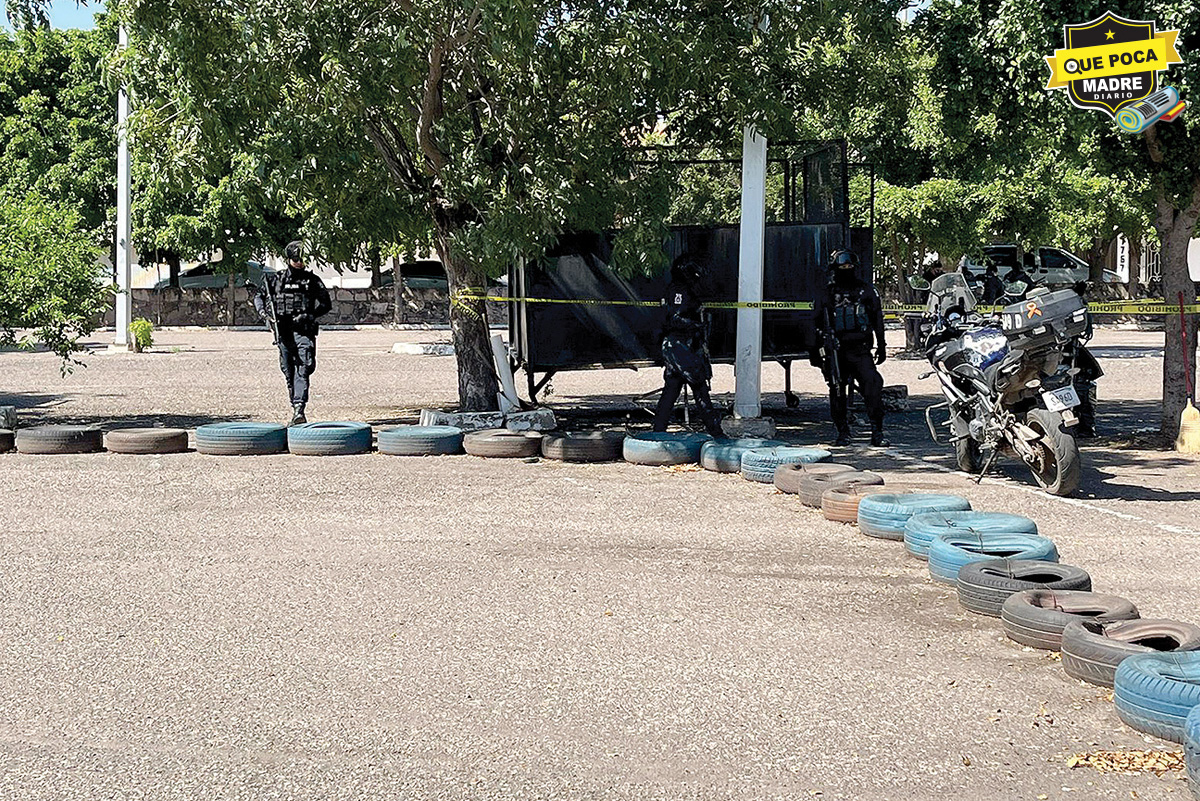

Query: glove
[808,350,824,369]
[294,313,314,327]
[875,346,887,365]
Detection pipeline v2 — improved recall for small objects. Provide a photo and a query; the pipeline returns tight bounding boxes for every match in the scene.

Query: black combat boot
[870,424,889,448]
[289,403,307,426]
[835,429,852,446]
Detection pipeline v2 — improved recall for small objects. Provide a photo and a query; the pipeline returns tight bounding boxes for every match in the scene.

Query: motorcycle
[918,273,1093,496]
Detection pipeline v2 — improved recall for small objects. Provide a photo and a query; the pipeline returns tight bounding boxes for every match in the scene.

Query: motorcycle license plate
[1042,386,1081,412]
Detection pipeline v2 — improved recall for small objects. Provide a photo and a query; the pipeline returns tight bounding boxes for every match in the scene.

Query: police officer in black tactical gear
[253,241,333,426]
[652,254,725,438]
[814,249,888,447]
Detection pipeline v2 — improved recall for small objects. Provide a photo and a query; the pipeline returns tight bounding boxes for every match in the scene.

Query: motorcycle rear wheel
[1024,408,1081,496]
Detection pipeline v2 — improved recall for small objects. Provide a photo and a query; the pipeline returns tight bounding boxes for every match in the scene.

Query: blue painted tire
[856,493,972,541]
[378,425,464,456]
[1115,652,1200,744]
[195,423,288,456]
[928,532,1059,585]
[623,432,713,466]
[700,438,785,473]
[287,421,373,456]
[740,446,832,483]
[904,511,1038,561]
[1185,704,1199,795]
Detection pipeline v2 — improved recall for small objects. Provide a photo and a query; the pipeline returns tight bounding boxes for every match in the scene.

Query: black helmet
[285,240,304,263]
[830,250,859,270]
[671,253,705,284]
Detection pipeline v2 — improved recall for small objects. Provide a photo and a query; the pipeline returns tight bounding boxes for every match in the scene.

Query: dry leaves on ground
[1061,749,1185,775]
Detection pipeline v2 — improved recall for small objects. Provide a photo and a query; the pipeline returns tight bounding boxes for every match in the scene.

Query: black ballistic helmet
[829,249,859,270]
[285,240,304,263]
[671,253,706,283]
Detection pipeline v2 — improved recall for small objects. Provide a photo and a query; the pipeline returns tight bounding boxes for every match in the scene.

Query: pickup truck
[959,245,1120,287]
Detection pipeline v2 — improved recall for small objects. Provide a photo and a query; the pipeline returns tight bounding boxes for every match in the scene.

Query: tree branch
[416,4,484,175]
[364,113,426,195]
[417,40,449,174]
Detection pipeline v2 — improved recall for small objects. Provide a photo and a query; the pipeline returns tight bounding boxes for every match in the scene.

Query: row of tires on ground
[765,456,1200,793]
[5,423,1198,790]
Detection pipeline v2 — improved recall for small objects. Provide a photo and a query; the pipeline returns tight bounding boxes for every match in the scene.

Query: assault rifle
[247,274,280,345]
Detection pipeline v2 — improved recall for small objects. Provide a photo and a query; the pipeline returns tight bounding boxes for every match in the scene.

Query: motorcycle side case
[1000,289,1087,351]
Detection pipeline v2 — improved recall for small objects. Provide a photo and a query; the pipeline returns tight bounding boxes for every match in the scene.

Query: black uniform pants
[277,327,316,406]
[653,372,723,436]
[829,347,884,432]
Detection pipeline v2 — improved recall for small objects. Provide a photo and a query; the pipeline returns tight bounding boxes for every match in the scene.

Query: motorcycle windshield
[927,273,978,316]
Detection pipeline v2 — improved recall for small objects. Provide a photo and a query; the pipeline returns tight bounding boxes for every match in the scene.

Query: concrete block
[882,385,910,412]
[392,342,455,356]
[720,416,776,438]
[418,409,505,431]
[504,409,557,432]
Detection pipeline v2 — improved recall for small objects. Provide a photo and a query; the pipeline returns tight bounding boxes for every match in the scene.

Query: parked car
[959,245,1117,288]
[155,261,269,289]
[379,260,508,291]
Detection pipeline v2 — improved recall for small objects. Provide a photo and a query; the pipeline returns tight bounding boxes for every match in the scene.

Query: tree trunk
[434,232,499,412]
[391,255,403,327]
[1156,186,1200,439]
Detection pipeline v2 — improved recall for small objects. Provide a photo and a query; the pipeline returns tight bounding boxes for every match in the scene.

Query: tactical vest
[275,272,316,318]
[830,286,872,335]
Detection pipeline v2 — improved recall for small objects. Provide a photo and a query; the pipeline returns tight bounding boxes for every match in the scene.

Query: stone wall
[103,285,509,328]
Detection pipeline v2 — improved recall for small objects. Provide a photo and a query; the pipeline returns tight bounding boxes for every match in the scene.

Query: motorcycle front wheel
[955,433,983,473]
[1024,408,1081,496]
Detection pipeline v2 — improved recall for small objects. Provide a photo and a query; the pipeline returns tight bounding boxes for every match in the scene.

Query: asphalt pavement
[0,327,1195,800]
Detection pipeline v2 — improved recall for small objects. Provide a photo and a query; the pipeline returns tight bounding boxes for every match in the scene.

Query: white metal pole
[734,124,767,418]
[114,25,132,347]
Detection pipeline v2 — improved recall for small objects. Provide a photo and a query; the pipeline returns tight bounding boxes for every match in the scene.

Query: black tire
[15,425,103,454]
[955,435,983,473]
[378,425,464,456]
[195,423,288,456]
[0,429,13,453]
[798,470,884,508]
[1114,652,1200,744]
[774,462,855,494]
[105,428,190,454]
[1061,619,1200,688]
[464,429,543,458]
[287,422,373,456]
[1001,589,1140,651]
[956,559,1092,617]
[1025,408,1081,496]
[542,431,625,462]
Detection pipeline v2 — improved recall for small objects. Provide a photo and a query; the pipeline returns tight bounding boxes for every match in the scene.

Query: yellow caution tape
[453,292,813,311]
[884,301,1200,316]
[457,292,1200,316]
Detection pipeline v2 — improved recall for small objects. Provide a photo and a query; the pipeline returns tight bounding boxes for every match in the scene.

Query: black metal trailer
[505,140,873,403]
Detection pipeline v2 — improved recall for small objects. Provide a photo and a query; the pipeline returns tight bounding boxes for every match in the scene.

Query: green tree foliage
[0,192,108,360]
[0,22,113,358]
[0,22,115,243]
[117,0,820,410]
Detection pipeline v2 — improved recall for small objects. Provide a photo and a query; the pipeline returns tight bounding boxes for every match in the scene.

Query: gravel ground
[0,327,1195,800]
